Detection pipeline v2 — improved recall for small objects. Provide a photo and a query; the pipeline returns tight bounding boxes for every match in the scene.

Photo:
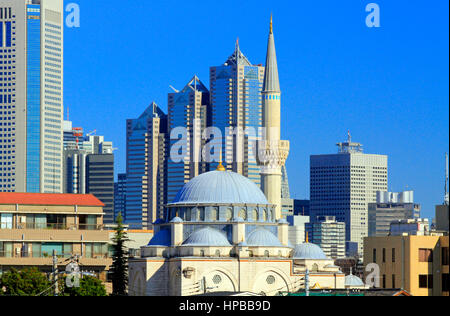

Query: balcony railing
[0,251,109,259]
[7,223,105,231]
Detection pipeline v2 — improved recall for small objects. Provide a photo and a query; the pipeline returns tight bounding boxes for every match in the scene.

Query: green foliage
[110,212,129,296]
[0,268,51,296]
[60,275,107,296]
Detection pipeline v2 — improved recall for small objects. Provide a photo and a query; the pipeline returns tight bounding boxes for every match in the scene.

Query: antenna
[445,153,449,205]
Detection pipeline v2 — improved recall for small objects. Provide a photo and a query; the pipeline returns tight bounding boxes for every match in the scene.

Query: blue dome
[246,227,282,247]
[293,243,328,260]
[345,274,365,287]
[171,171,269,205]
[182,227,231,246]
[148,229,171,247]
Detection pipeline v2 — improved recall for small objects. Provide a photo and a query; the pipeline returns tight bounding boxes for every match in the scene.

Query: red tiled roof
[0,192,105,207]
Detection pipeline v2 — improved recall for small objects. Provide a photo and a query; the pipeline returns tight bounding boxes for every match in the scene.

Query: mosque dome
[182,226,231,246]
[148,229,171,247]
[345,274,365,287]
[246,227,282,247]
[293,243,328,260]
[171,170,269,205]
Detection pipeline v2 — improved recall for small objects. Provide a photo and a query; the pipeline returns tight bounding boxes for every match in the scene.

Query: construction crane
[72,127,83,150]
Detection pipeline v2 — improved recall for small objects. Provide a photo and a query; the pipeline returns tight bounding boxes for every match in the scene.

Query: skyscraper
[310,135,388,256]
[0,0,64,193]
[209,40,265,186]
[125,103,168,229]
[167,76,210,203]
[259,16,290,219]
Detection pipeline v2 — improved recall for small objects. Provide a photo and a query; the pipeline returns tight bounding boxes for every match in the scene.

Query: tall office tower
[125,103,168,229]
[259,16,290,219]
[0,0,63,193]
[167,76,210,202]
[114,173,126,221]
[368,190,421,237]
[310,135,388,256]
[306,216,346,259]
[209,40,264,187]
[62,123,115,224]
[436,153,449,232]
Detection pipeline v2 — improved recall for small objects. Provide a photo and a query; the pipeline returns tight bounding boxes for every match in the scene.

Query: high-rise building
[306,216,346,259]
[62,122,115,224]
[293,199,310,216]
[259,16,290,219]
[0,0,64,193]
[125,103,167,229]
[368,190,421,237]
[167,76,209,202]
[310,135,388,256]
[209,40,265,187]
[114,173,126,221]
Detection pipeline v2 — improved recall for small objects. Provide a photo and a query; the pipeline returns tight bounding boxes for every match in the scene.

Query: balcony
[7,223,105,231]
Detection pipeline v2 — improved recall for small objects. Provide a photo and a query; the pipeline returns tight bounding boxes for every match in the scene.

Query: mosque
[128,166,351,296]
[128,17,364,296]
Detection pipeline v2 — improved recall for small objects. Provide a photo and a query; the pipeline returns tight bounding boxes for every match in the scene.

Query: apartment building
[0,192,112,280]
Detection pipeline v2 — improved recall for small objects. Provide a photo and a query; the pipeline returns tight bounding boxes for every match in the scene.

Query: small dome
[246,227,282,247]
[293,243,328,260]
[170,217,183,223]
[148,229,171,247]
[171,170,269,205]
[182,227,231,246]
[345,274,365,287]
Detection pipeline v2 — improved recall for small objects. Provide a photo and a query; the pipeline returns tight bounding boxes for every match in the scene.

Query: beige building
[364,235,449,296]
[0,193,112,281]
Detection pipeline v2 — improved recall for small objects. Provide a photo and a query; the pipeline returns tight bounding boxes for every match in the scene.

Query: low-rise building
[0,193,112,281]
[287,215,310,246]
[364,235,449,296]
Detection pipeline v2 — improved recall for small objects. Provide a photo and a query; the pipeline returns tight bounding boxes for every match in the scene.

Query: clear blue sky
[63,0,449,220]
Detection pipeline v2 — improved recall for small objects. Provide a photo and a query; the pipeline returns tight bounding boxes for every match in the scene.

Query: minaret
[259,15,290,220]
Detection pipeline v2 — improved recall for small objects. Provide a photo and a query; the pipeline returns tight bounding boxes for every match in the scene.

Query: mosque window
[199,208,205,221]
[215,250,221,257]
[264,250,270,258]
[312,264,319,272]
[263,210,268,221]
[210,208,219,221]
[252,209,258,221]
[213,274,222,285]
[266,275,275,285]
[226,208,233,221]
[239,209,247,221]
[186,209,191,221]
[200,250,205,257]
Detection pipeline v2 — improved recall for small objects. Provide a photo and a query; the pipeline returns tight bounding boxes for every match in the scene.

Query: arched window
[226,208,233,221]
[263,210,268,221]
[252,209,259,221]
[210,208,219,221]
[239,209,247,221]
[215,250,221,257]
[264,250,270,258]
[200,250,205,257]
[186,209,192,221]
[312,264,319,272]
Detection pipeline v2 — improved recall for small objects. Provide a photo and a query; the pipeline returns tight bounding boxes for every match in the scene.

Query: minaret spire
[263,15,280,93]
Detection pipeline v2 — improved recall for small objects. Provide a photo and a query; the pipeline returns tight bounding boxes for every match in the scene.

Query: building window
[382,248,386,263]
[215,250,220,257]
[264,250,270,258]
[373,248,376,263]
[419,249,433,263]
[443,274,449,292]
[419,275,433,289]
[392,248,396,263]
[442,248,449,266]
[392,275,396,289]
[382,275,386,288]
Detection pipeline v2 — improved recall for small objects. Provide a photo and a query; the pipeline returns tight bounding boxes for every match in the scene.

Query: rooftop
[0,192,105,207]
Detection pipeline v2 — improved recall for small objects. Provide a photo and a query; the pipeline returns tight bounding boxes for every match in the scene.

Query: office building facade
[209,40,264,187]
[125,103,167,229]
[368,190,421,237]
[306,216,346,259]
[310,137,388,255]
[167,76,209,203]
[113,173,126,222]
[0,0,63,193]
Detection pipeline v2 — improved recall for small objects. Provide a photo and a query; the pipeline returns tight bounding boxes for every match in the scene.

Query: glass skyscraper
[167,76,210,203]
[0,0,64,193]
[125,103,168,229]
[209,41,265,186]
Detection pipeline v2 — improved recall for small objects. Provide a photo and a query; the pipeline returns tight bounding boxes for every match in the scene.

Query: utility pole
[52,250,59,296]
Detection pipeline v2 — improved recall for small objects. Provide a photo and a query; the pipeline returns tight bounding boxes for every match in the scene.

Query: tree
[110,212,129,296]
[0,268,51,296]
[60,275,107,296]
